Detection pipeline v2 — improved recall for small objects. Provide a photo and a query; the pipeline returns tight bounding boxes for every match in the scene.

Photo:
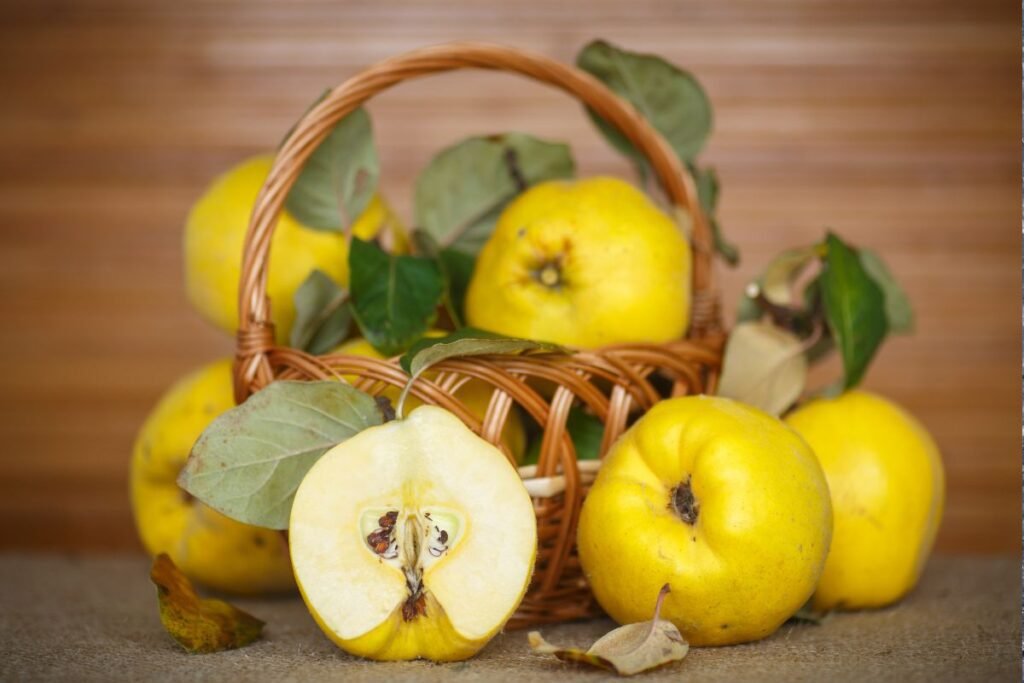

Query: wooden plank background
[0,1,1019,553]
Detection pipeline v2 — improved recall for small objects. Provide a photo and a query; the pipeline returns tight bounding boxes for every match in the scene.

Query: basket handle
[236,42,718,396]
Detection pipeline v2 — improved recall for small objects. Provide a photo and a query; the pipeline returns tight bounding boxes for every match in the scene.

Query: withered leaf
[150,554,264,654]
[789,601,833,625]
[717,321,808,416]
[528,584,688,676]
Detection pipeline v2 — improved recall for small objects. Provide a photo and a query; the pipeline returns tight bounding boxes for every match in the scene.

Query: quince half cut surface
[289,405,537,662]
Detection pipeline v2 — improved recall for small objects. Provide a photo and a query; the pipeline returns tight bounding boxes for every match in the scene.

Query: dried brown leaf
[150,554,265,654]
[528,584,688,676]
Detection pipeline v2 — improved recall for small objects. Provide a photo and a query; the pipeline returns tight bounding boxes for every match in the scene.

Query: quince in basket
[577,395,833,646]
[131,359,294,595]
[466,176,692,348]
[289,405,537,662]
[184,155,404,344]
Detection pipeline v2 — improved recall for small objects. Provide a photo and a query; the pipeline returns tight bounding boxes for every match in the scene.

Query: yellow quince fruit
[289,405,537,661]
[578,396,832,646]
[333,335,527,463]
[184,155,404,344]
[131,358,295,595]
[465,177,692,348]
[785,390,944,611]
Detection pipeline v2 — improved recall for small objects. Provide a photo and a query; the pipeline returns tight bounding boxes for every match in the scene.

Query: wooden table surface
[0,1,1019,552]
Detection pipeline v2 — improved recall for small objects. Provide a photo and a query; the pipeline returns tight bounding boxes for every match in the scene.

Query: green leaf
[399,327,565,377]
[412,230,477,328]
[284,105,378,231]
[528,584,688,676]
[859,248,914,333]
[577,39,712,167]
[438,249,476,326]
[396,328,565,417]
[278,88,331,150]
[820,233,889,389]
[289,270,351,354]
[151,554,264,654]
[523,407,605,465]
[414,133,574,254]
[692,165,739,266]
[348,238,445,357]
[178,381,384,529]
[717,321,808,416]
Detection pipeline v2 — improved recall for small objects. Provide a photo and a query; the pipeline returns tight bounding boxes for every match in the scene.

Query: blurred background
[0,1,1018,554]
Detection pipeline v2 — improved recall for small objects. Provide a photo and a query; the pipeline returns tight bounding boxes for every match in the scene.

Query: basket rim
[233,41,724,401]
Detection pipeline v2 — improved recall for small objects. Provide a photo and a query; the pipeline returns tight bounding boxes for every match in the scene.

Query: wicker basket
[233,43,726,629]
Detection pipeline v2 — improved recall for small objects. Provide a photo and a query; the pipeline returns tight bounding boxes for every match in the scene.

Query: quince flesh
[289,406,537,661]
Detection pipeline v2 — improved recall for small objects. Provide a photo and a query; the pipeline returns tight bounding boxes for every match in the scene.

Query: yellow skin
[578,396,832,646]
[333,335,527,462]
[465,177,692,348]
[314,592,482,662]
[184,155,404,344]
[785,390,945,611]
[131,358,295,595]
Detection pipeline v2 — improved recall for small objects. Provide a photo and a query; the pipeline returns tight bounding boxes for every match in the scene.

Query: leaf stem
[648,584,672,639]
[396,372,421,421]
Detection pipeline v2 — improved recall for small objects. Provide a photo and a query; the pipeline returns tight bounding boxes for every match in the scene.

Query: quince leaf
[529,584,688,676]
[737,246,820,324]
[414,133,574,255]
[788,601,833,625]
[577,39,712,168]
[820,232,889,389]
[397,328,565,416]
[858,248,914,334]
[178,381,383,529]
[412,230,476,328]
[400,328,565,377]
[524,407,605,464]
[760,246,820,308]
[717,321,808,416]
[285,105,378,232]
[348,237,445,357]
[150,554,264,654]
[290,270,351,355]
[692,165,739,266]
[437,249,475,327]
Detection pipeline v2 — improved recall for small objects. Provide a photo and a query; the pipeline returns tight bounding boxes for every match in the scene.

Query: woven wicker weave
[233,43,726,628]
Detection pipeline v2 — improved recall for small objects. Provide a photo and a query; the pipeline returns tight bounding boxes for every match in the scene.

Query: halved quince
[289,405,537,662]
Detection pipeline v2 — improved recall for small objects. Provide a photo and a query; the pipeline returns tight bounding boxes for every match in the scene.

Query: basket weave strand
[233,43,726,628]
